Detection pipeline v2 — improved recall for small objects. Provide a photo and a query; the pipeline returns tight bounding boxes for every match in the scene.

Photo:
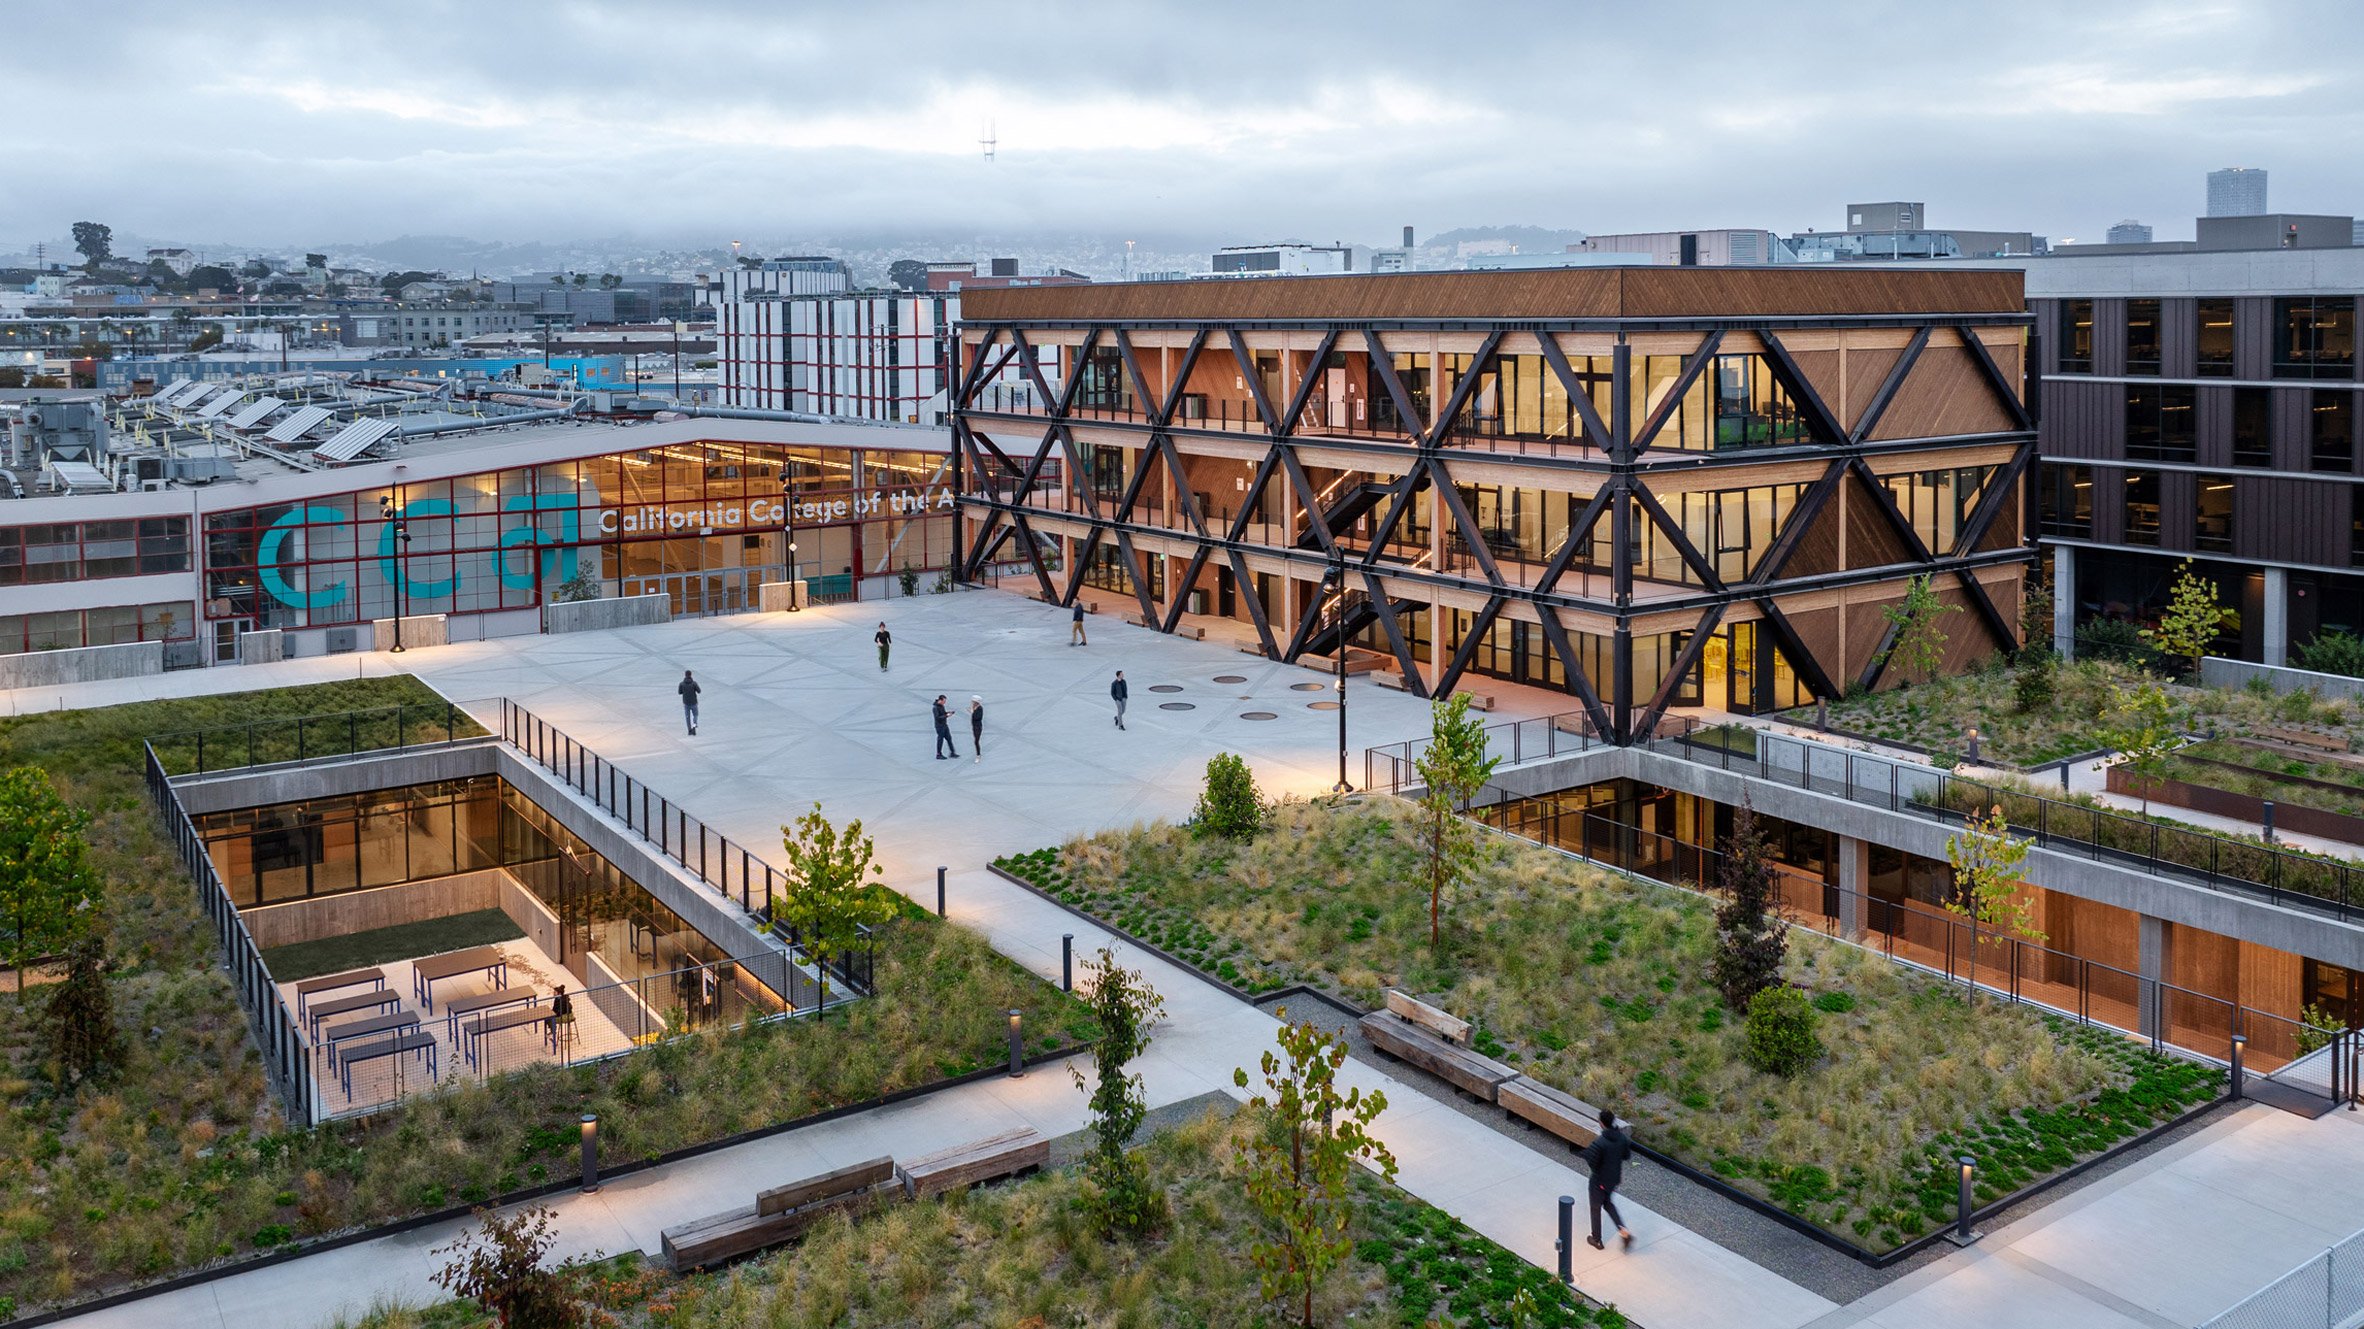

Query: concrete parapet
[2200,655,2364,703]
[372,615,450,652]
[237,629,286,666]
[544,593,672,635]
[757,580,810,613]
[0,640,163,690]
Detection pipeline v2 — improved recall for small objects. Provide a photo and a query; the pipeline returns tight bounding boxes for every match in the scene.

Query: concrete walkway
[31,595,2360,1328]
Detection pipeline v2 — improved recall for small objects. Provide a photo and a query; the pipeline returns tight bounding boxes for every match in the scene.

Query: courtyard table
[293,966,386,1019]
[305,987,403,1039]
[411,945,509,1010]
[463,1003,558,1070]
[322,1010,421,1067]
[337,1029,439,1099]
[442,986,540,1042]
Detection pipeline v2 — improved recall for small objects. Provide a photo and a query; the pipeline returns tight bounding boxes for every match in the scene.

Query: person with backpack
[677,670,701,736]
[1582,1107,1635,1251]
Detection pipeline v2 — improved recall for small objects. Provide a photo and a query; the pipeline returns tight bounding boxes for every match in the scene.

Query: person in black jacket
[1110,671,1128,730]
[677,670,701,736]
[1582,1107,1634,1251]
[932,694,960,759]
[1071,601,1088,647]
[874,622,892,672]
[968,695,985,761]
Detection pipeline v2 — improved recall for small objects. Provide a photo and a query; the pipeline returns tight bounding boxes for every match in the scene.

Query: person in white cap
[968,695,985,762]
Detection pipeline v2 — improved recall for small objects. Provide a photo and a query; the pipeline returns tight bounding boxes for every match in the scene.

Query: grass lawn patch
[335,1107,1623,1329]
[0,680,1094,1318]
[261,909,526,982]
[1000,801,2220,1252]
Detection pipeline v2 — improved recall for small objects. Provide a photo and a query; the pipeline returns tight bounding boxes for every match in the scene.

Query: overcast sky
[4,0,2360,255]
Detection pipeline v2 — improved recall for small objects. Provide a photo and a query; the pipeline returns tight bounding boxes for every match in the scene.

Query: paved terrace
[17,592,2359,1328]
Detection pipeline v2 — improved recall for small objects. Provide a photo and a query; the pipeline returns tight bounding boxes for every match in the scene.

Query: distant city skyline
[3,1,2361,254]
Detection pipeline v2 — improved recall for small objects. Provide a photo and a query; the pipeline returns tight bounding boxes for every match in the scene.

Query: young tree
[1710,801,1788,1011]
[430,1204,583,1329]
[1193,752,1265,841]
[1412,692,1500,948]
[1879,573,1957,687]
[1234,1017,1397,1329]
[1069,948,1168,1236]
[2019,564,2055,656]
[2142,560,2222,679]
[2107,683,2180,817]
[1943,803,2040,1006]
[42,936,125,1089]
[772,803,897,1013]
[0,766,100,993]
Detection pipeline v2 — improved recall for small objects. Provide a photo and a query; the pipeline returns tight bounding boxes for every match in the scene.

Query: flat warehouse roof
[958,266,2029,324]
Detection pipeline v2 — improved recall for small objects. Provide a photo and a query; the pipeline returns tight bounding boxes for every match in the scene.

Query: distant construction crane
[979,120,996,162]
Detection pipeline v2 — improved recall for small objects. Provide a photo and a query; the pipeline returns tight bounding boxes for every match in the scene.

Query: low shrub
[1192,752,1265,840]
[1741,987,1821,1077]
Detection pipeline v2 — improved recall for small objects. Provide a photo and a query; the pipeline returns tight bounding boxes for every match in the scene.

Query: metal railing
[1364,707,1603,793]
[497,699,875,997]
[149,702,481,776]
[1648,720,2364,924]
[2200,1222,2364,1329]
[1468,790,2350,1077]
[143,741,314,1123]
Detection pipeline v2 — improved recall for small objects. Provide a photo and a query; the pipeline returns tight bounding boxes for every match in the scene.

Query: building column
[2052,543,2076,659]
[2262,567,2288,668]
[1835,835,1869,940]
[2138,913,2170,1042]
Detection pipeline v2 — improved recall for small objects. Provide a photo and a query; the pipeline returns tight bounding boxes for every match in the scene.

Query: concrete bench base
[662,1156,900,1272]
[1500,1077,1604,1149]
[897,1127,1048,1200]
[1360,1010,1516,1102]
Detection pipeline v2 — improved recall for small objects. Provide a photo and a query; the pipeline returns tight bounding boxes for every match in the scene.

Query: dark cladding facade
[950,268,2037,742]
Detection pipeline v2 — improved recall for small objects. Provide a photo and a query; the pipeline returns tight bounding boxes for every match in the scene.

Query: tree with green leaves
[1194,752,1265,841]
[1944,803,2040,1006]
[42,936,124,1089]
[2142,560,2222,679]
[2019,564,2055,656]
[1711,801,1787,1011]
[430,1204,583,1329]
[1069,947,1167,1236]
[2107,683,2180,817]
[1413,691,1500,948]
[1233,1016,1397,1329]
[772,803,896,1013]
[1879,573,1957,687]
[70,221,112,269]
[0,766,99,994]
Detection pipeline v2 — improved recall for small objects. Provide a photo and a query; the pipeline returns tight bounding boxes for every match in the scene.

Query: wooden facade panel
[1844,591,1901,683]
[2035,380,2118,461]
[1788,349,1844,425]
[2234,476,2347,567]
[2235,297,2274,381]
[2271,388,2313,472]
[1784,604,1844,685]
[1933,585,1992,676]
[1842,346,1901,434]
[2194,386,2234,468]
[1842,475,1915,569]
[1974,487,2022,553]
[2159,471,2195,551]
[2237,938,2305,1023]
[1869,340,2017,441]
[2162,297,2196,378]
[1784,501,1842,578]
[2091,298,2126,378]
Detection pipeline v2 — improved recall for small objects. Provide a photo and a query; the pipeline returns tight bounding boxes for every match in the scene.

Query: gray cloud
[3,0,2359,253]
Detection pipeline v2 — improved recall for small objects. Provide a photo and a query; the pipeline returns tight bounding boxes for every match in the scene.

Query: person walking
[1582,1107,1635,1251]
[677,670,701,736]
[932,694,960,759]
[1071,601,1088,647]
[1110,670,1129,730]
[968,695,985,761]
[874,622,892,672]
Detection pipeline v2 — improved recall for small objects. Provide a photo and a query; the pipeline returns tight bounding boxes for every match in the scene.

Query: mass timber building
[952,268,2036,741]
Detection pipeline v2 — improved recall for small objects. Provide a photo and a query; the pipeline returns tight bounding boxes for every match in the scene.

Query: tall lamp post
[378,494,411,652]
[1326,553,1352,793]
[780,473,800,611]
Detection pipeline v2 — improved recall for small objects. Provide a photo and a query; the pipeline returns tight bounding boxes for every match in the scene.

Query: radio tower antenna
[979,119,997,162]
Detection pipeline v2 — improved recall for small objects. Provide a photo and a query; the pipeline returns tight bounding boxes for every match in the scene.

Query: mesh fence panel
[2202,1253,2330,1329]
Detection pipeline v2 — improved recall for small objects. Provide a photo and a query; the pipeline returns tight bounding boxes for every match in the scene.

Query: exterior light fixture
[580,1113,600,1193]
[1007,1009,1024,1077]
[1949,1155,1978,1245]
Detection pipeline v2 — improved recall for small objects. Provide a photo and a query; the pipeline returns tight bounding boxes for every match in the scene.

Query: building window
[2353,487,2364,565]
[2039,464,2093,538]
[2317,391,2356,473]
[2232,387,2271,467]
[2124,471,2161,546]
[1880,466,1996,555]
[2058,300,2094,373]
[2196,298,2235,377]
[2194,475,2234,552]
[2124,299,2161,375]
[2274,297,2357,379]
[2124,384,2195,462]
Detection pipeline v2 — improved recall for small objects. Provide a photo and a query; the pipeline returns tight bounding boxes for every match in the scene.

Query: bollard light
[937,866,947,918]
[1556,1194,1575,1283]
[1966,726,1981,765]
[2262,801,2277,844]
[1948,1155,1978,1245]
[2231,1034,2247,1101]
[1007,1009,1023,1077]
[1062,933,1074,992]
[580,1113,600,1194]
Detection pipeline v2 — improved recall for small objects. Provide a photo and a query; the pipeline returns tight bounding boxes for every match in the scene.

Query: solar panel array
[164,381,215,406]
[194,390,247,420]
[312,416,401,462]
[263,404,334,442]
[153,378,191,402]
[227,397,285,430]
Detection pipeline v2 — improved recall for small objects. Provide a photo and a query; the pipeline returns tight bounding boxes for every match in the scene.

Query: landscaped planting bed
[997,801,2221,1253]
[335,1107,1622,1329]
[0,681,1094,1319]
[2160,740,2364,818]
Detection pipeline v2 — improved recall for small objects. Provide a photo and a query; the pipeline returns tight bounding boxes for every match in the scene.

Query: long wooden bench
[1499,1077,1605,1150]
[1386,989,1471,1045]
[896,1127,1049,1200]
[2260,726,2348,755]
[1360,1009,1516,1102]
[1123,613,1205,640]
[661,1155,899,1272]
[1368,673,1493,710]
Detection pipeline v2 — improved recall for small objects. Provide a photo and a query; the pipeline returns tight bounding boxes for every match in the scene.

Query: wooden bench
[661,1155,900,1272]
[306,987,403,1039]
[1123,613,1205,640]
[1385,989,1471,1045]
[896,1127,1049,1200]
[1360,1009,1517,1103]
[1499,1077,1605,1150]
[2260,726,2348,755]
[294,967,385,1018]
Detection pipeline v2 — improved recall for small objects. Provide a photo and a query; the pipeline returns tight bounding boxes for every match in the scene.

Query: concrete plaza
[20,589,2363,1328]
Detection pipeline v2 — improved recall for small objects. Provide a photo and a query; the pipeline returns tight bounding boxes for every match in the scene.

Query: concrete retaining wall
[756,580,810,612]
[372,615,449,652]
[237,630,286,666]
[2200,656,2364,703]
[499,875,565,975]
[243,869,508,949]
[544,593,672,635]
[0,640,162,690]
[171,741,501,816]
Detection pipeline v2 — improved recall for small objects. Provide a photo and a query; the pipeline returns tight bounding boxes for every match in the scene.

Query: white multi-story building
[715,290,959,423]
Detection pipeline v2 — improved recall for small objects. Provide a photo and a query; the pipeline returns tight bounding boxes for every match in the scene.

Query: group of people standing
[931,693,984,761]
